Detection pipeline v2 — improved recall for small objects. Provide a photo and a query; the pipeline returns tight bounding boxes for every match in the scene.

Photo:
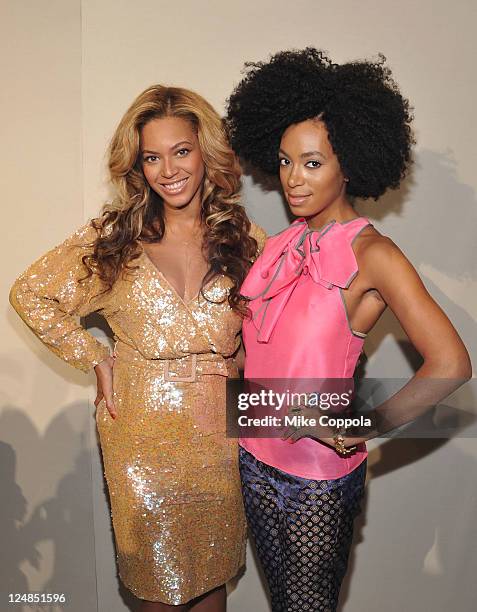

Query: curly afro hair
[225,48,414,200]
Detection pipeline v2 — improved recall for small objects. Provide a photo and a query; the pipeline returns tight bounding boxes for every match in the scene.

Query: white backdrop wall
[2,1,476,611]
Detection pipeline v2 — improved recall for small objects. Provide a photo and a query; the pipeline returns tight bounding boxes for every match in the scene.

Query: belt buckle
[164,354,197,383]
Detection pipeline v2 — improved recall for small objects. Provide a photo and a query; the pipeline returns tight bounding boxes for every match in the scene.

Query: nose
[160,156,179,179]
[286,163,304,188]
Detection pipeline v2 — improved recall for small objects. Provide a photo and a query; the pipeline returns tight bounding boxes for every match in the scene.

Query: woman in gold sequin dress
[9,85,267,611]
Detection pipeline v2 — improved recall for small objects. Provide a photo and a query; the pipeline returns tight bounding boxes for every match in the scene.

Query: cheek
[279,167,288,189]
[309,168,343,194]
[189,153,205,182]
[142,164,155,186]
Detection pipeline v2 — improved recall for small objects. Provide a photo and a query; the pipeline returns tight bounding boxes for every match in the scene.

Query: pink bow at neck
[241,218,364,342]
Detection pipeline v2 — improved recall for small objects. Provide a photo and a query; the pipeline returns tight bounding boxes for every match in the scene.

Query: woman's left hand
[279,405,332,445]
[280,405,366,449]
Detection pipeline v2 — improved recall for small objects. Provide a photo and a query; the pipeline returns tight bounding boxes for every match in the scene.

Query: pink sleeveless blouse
[240,217,371,479]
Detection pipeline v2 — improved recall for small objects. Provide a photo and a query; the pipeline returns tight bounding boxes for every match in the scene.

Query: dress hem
[119,561,246,605]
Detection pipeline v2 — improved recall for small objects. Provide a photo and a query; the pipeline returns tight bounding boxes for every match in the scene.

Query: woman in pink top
[226,49,471,611]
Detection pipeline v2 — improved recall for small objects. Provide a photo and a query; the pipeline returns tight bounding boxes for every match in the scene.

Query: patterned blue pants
[239,447,367,612]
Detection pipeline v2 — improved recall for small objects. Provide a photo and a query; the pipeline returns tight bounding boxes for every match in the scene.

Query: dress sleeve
[249,222,268,257]
[9,221,112,373]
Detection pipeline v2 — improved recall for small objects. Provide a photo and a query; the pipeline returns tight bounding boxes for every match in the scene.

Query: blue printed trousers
[239,446,367,612]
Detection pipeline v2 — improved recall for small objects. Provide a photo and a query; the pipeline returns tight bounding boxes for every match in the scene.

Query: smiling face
[140,116,205,211]
[279,119,349,225]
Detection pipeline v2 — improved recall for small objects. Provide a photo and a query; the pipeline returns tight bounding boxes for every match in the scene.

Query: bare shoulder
[355,225,406,264]
[354,224,420,288]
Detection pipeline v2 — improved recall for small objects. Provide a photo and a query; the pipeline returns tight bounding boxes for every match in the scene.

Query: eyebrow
[279,148,327,160]
[142,140,194,154]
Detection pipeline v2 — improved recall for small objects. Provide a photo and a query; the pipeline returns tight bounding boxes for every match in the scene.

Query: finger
[105,398,117,419]
[280,426,296,441]
[94,391,104,408]
[102,372,116,419]
[280,427,291,440]
[286,431,300,444]
[103,387,116,419]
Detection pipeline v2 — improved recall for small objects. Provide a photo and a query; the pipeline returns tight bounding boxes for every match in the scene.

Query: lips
[287,193,312,206]
[160,177,189,194]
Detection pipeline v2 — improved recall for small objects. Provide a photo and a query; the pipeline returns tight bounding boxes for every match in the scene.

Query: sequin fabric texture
[9,220,267,604]
[240,447,367,612]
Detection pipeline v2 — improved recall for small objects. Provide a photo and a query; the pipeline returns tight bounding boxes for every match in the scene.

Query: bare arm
[285,236,472,447]
[344,237,472,445]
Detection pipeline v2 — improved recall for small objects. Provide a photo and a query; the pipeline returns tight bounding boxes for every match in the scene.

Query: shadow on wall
[0,441,29,599]
[357,149,477,282]
[0,404,140,612]
[0,404,98,612]
[339,436,477,612]
[357,149,477,370]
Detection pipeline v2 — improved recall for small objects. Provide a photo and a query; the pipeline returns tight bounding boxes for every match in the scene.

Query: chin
[289,205,313,215]
[164,198,193,209]
[158,190,193,207]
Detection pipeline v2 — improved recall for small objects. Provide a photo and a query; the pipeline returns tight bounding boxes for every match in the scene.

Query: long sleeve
[9,221,112,373]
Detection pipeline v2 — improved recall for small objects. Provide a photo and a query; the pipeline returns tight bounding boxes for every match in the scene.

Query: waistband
[112,339,238,382]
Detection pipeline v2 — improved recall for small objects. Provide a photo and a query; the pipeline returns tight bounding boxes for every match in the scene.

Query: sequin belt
[112,339,238,382]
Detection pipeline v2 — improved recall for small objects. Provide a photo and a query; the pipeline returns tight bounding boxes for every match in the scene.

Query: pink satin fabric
[240,217,371,479]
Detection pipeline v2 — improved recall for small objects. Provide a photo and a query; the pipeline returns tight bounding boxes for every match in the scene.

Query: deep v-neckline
[138,241,209,307]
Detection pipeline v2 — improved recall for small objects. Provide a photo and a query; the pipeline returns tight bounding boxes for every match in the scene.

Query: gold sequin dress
[9,219,267,604]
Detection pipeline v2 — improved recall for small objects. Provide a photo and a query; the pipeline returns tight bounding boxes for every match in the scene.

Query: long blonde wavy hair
[81,85,258,314]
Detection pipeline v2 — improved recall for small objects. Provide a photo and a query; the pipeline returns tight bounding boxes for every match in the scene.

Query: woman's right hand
[94,355,117,419]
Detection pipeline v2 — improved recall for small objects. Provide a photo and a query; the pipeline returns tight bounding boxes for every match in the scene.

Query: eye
[143,155,159,163]
[305,160,321,168]
[279,158,290,166]
[176,148,190,157]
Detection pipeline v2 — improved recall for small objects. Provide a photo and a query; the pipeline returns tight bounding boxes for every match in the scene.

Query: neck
[163,194,203,232]
[305,200,357,230]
